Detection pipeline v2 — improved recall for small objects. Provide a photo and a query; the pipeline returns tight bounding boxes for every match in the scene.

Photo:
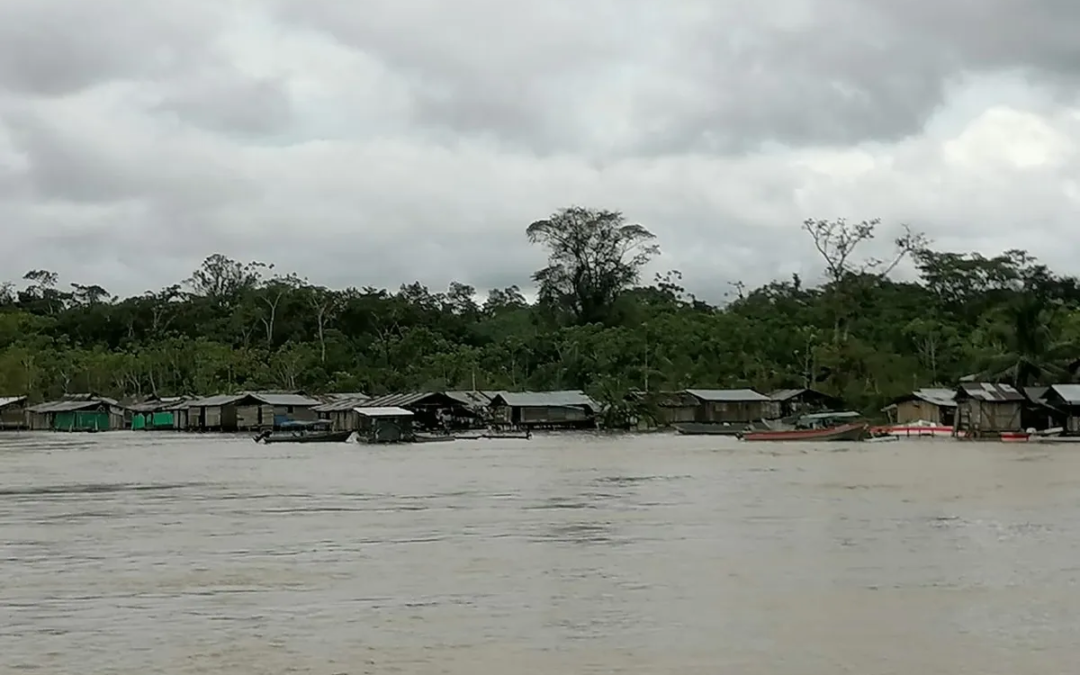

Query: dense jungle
[2,207,1077,417]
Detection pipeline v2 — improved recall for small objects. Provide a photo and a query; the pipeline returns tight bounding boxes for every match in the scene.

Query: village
[0,380,1078,443]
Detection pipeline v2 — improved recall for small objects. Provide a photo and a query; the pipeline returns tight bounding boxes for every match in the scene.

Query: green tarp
[132,411,174,430]
[54,411,110,431]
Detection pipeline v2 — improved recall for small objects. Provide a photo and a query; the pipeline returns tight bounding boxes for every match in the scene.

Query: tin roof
[312,397,369,412]
[1048,384,1080,405]
[187,392,321,408]
[444,390,497,407]
[128,396,188,412]
[325,392,369,401]
[1024,386,1049,402]
[361,392,455,408]
[354,406,413,417]
[0,396,27,408]
[685,388,771,402]
[912,388,956,406]
[490,390,599,409]
[27,394,122,413]
[956,382,1025,402]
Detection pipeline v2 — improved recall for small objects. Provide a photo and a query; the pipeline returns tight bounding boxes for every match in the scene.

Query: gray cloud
[1,0,1080,302]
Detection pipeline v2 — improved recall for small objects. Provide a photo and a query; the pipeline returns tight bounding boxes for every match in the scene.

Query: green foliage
[2,210,1080,414]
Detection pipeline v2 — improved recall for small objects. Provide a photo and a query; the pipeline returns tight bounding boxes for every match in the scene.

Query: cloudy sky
[2,0,1079,301]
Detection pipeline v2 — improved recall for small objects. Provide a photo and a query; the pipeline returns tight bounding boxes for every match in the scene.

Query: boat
[458,429,533,440]
[740,411,869,442]
[674,423,749,436]
[871,420,953,438]
[253,420,353,444]
[740,422,869,442]
[412,433,458,443]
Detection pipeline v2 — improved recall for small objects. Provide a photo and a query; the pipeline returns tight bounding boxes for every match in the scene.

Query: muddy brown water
[2,432,1079,673]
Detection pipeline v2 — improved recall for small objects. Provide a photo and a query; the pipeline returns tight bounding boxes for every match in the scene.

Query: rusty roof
[956,382,1025,402]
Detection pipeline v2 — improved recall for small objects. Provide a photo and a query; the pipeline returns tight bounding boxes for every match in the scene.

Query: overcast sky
[2,0,1079,301]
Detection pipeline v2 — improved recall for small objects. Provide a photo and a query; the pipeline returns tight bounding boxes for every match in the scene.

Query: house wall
[519,405,591,424]
[695,401,776,423]
[28,412,51,430]
[893,400,952,424]
[273,405,317,423]
[235,404,274,430]
[0,404,27,430]
[957,400,1021,433]
[657,405,696,425]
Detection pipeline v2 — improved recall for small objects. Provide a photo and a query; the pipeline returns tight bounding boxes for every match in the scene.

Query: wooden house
[354,406,415,443]
[1021,387,1067,431]
[313,396,371,432]
[488,391,599,430]
[360,391,480,430]
[1038,385,1080,434]
[881,388,956,425]
[953,383,1025,437]
[684,389,778,423]
[186,392,321,432]
[129,396,189,430]
[0,396,29,430]
[768,388,843,418]
[624,390,699,427]
[26,394,126,432]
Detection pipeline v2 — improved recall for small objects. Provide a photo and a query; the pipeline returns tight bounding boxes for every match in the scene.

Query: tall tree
[527,206,659,326]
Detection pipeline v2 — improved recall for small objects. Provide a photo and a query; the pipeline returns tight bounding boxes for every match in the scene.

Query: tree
[527,206,659,326]
[185,254,263,304]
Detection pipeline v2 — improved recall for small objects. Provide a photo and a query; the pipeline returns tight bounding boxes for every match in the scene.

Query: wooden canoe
[740,422,869,442]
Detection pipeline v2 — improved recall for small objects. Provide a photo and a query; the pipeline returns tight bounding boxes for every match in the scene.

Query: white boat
[875,419,953,438]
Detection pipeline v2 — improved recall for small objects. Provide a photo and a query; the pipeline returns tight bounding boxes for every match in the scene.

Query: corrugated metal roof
[768,388,806,401]
[254,392,320,406]
[326,392,369,401]
[1024,386,1049,402]
[0,396,27,408]
[362,392,445,408]
[187,392,320,407]
[1049,384,1080,405]
[912,388,956,406]
[27,398,117,413]
[312,397,369,412]
[685,388,770,402]
[444,390,496,407]
[491,390,599,409]
[957,382,1025,402]
[354,406,413,417]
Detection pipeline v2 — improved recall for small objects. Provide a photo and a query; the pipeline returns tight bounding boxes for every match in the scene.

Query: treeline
[1,207,1078,415]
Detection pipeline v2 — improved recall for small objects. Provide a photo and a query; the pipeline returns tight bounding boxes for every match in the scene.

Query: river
[1,432,1078,673]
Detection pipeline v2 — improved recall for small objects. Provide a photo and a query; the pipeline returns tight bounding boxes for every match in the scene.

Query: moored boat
[674,423,750,436]
[739,422,869,442]
[871,421,953,438]
[254,420,353,444]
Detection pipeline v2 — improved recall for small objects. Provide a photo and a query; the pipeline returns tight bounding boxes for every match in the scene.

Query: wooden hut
[360,392,479,430]
[354,406,415,443]
[129,396,189,430]
[186,392,321,432]
[313,396,371,432]
[488,391,599,430]
[768,388,843,417]
[26,394,126,432]
[881,388,956,424]
[1038,385,1080,434]
[953,383,1025,437]
[0,396,29,430]
[684,389,778,423]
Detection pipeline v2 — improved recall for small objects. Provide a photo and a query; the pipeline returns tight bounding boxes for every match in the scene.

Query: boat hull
[674,423,748,436]
[740,423,869,442]
[259,430,354,444]
[871,424,953,438]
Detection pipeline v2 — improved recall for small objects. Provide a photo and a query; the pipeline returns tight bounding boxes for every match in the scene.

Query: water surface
[2,432,1078,673]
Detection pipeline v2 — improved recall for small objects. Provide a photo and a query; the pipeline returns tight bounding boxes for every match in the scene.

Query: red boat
[740,422,869,442]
